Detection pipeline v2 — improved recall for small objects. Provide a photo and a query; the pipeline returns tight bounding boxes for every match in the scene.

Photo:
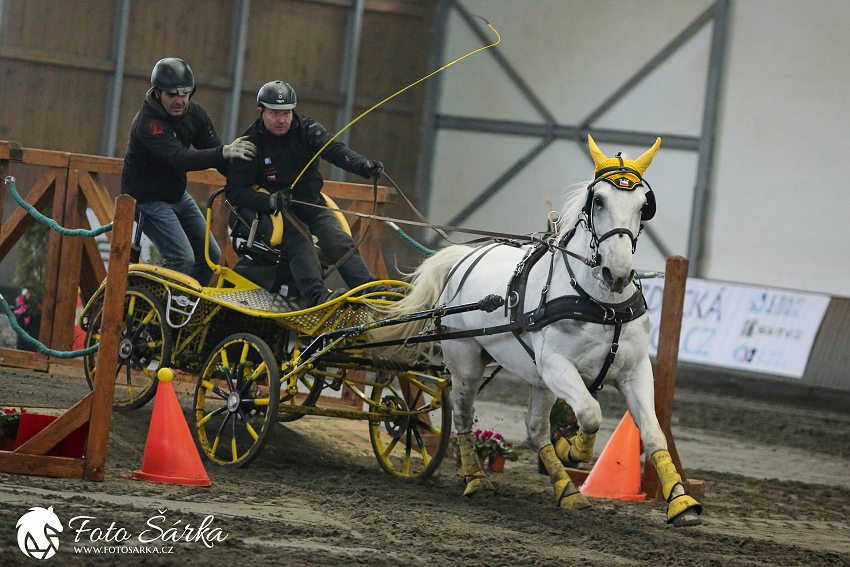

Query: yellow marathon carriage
[78,188,454,481]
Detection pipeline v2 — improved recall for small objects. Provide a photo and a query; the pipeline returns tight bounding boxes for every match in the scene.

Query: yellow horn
[634,137,662,175]
[587,134,608,169]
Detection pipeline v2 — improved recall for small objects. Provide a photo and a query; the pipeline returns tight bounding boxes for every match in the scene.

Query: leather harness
[356,232,647,392]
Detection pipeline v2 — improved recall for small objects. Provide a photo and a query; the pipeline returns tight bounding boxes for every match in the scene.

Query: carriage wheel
[193,333,280,468]
[368,370,451,481]
[83,286,172,410]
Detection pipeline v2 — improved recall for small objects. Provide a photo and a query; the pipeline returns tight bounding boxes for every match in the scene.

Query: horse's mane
[555,180,591,239]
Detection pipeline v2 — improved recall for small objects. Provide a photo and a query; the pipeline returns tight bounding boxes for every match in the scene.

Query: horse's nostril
[601,267,613,282]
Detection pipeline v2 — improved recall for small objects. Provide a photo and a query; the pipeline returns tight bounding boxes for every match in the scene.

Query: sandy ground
[1,366,849,566]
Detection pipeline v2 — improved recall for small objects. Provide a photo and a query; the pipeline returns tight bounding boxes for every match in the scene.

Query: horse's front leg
[618,356,703,527]
[446,340,495,497]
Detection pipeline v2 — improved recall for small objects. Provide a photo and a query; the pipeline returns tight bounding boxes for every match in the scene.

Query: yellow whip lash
[289,16,501,191]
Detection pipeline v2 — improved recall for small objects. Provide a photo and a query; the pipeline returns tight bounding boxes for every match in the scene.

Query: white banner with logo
[642,277,831,378]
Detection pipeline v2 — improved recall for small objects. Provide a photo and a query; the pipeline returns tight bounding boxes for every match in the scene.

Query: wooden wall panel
[348,8,433,192]
[244,0,347,93]
[0,0,436,200]
[0,61,107,154]
[123,0,234,77]
[0,0,115,57]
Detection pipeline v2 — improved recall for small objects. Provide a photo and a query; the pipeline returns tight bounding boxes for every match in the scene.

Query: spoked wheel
[368,370,451,481]
[83,286,172,410]
[193,333,280,468]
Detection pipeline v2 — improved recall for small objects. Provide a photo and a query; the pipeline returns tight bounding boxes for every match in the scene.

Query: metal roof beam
[436,115,700,151]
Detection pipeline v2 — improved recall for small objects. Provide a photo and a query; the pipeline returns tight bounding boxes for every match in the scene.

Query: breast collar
[503,230,647,390]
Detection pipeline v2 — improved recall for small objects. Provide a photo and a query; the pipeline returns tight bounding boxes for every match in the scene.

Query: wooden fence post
[641,256,703,499]
[83,195,135,480]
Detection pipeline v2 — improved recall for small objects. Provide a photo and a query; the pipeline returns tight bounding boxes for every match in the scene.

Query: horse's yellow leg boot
[456,432,495,497]
[539,445,591,509]
[554,428,597,464]
[650,450,703,523]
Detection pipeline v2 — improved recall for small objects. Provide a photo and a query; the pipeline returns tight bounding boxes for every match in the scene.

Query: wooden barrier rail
[0,195,134,480]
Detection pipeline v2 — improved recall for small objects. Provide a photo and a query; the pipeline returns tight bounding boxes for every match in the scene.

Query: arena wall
[425,0,850,299]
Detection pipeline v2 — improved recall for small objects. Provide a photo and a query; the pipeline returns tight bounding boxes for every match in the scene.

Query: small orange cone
[579,411,645,501]
[131,369,211,486]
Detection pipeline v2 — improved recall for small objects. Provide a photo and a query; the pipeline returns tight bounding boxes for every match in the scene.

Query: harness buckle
[602,306,616,322]
[610,343,619,355]
[506,291,520,309]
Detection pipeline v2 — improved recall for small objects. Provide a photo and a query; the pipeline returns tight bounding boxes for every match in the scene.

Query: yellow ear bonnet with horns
[588,134,661,189]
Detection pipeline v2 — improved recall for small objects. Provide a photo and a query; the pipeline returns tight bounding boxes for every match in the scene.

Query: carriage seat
[226,193,352,296]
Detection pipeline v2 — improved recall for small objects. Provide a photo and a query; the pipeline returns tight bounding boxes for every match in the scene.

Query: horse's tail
[368,245,473,359]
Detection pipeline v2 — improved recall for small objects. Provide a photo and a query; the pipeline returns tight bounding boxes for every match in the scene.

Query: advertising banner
[643,277,831,378]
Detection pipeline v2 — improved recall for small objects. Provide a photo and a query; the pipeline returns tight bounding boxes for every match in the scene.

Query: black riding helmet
[151,57,195,97]
[257,81,297,110]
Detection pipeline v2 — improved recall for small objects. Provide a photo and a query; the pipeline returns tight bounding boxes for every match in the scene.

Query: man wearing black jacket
[224,80,383,307]
[121,57,256,285]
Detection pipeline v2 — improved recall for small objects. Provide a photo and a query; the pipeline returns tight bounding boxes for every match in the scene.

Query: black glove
[363,160,384,179]
[269,188,291,213]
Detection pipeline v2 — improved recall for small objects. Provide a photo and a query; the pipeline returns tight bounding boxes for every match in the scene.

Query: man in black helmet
[121,57,257,285]
[224,80,384,307]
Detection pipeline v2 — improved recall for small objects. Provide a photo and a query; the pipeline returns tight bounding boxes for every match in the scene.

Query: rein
[290,186,597,267]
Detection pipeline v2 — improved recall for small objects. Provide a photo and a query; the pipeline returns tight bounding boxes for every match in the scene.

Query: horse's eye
[593,195,604,208]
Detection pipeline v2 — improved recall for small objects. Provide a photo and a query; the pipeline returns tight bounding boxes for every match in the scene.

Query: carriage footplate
[213,288,298,314]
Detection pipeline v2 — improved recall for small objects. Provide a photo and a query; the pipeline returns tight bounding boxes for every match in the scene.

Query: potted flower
[0,408,25,451]
[473,428,518,472]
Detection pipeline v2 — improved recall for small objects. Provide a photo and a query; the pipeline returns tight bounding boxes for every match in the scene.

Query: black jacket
[121,89,227,204]
[225,112,371,214]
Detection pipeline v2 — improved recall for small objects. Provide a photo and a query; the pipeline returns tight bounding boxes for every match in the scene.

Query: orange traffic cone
[131,368,211,486]
[579,411,645,501]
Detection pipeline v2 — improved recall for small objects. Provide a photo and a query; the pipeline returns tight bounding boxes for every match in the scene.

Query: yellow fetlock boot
[456,432,495,497]
[554,428,597,464]
[650,450,703,525]
[539,445,591,510]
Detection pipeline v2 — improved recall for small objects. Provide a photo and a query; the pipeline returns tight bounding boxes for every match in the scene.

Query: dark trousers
[282,207,375,301]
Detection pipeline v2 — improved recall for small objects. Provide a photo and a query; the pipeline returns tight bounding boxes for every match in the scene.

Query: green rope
[0,294,98,358]
[385,221,435,256]
[5,176,112,237]
[2,175,102,357]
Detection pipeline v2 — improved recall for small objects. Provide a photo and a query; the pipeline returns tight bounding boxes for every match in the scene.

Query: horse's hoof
[556,481,592,510]
[463,475,496,497]
[559,491,592,510]
[667,494,703,526]
[671,510,702,527]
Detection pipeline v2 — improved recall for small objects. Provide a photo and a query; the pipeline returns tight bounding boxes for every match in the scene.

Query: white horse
[373,135,702,526]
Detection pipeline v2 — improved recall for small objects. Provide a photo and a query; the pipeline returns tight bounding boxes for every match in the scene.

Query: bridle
[571,153,656,268]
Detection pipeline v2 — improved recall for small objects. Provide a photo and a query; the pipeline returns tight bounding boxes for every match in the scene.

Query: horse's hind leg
[445,340,495,497]
[528,386,591,510]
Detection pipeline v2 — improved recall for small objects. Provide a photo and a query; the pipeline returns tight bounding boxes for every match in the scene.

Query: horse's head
[583,135,660,293]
